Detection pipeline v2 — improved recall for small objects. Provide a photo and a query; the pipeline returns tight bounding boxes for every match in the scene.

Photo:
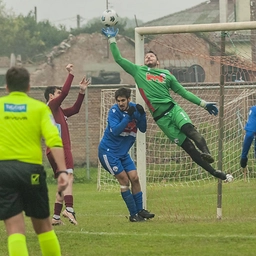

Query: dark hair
[146,50,158,60]
[115,87,131,100]
[5,67,30,92]
[44,86,62,102]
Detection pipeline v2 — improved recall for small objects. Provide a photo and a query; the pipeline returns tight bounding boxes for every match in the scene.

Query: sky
[3,0,205,29]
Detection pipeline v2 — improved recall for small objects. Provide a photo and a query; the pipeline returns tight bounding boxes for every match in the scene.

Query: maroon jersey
[46,73,85,156]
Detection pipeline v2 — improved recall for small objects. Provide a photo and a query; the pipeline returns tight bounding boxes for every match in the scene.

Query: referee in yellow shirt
[0,67,69,256]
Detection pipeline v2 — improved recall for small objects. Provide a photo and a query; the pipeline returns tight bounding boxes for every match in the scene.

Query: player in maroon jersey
[44,64,90,225]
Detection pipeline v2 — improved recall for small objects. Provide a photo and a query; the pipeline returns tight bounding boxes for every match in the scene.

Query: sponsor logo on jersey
[4,116,27,120]
[4,103,27,112]
[146,72,165,82]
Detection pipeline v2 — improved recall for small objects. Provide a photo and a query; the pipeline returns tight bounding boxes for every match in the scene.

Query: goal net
[98,21,256,220]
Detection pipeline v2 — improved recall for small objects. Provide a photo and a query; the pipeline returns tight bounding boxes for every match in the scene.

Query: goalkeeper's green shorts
[155,104,192,146]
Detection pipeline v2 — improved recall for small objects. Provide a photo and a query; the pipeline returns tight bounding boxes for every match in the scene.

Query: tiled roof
[143,1,235,27]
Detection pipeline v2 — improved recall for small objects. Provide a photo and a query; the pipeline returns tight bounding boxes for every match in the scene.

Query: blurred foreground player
[0,67,68,256]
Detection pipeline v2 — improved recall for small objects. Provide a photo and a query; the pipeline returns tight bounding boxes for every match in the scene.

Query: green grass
[1,168,256,256]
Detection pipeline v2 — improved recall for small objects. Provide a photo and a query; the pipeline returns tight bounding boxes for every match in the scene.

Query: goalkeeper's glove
[102,27,119,43]
[136,104,145,115]
[200,100,218,116]
[127,106,136,116]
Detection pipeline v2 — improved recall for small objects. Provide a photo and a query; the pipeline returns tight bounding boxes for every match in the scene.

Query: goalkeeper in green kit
[102,27,233,182]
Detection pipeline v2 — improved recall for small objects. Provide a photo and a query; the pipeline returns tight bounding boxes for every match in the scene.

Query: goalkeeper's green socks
[8,233,28,256]
[38,230,61,256]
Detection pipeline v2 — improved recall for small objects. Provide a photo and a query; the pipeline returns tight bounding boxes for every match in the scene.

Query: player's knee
[129,174,140,185]
[182,124,204,144]
[120,185,129,191]
[181,123,197,137]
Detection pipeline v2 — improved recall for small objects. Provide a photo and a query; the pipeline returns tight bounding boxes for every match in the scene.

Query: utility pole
[77,14,80,29]
[34,6,37,22]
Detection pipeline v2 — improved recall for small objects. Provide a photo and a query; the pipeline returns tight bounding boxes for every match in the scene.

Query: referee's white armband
[109,37,116,44]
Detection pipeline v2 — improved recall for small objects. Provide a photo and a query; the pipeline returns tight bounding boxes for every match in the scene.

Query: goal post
[134,21,256,218]
[134,31,147,208]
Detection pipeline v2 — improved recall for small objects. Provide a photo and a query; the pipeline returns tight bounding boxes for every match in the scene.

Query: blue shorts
[98,148,136,175]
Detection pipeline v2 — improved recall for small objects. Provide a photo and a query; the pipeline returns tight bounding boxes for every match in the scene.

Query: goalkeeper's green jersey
[110,42,202,117]
[0,92,63,164]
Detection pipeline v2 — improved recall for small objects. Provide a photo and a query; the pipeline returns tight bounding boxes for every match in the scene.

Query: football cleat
[138,209,155,219]
[129,214,146,222]
[62,209,78,225]
[51,217,65,226]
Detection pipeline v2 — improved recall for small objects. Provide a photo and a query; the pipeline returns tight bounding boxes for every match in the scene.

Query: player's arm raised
[79,76,90,94]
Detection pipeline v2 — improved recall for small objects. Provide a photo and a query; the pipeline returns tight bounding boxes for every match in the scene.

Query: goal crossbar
[135,21,256,35]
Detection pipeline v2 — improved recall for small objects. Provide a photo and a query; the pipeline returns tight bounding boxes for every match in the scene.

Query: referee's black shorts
[0,160,50,220]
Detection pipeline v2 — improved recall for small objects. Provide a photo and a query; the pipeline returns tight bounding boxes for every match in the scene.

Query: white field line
[55,230,256,239]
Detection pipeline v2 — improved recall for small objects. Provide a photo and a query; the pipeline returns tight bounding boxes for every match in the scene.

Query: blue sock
[121,190,137,216]
[133,191,143,212]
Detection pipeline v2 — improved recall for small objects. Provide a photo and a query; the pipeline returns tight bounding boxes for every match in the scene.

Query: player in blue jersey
[98,87,155,222]
[240,106,256,168]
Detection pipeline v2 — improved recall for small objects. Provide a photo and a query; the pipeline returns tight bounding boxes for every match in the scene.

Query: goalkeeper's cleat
[224,174,234,183]
[201,153,214,163]
[129,214,146,222]
[138,209,155,219]
[51,217,65,226]
[62,209,78,225]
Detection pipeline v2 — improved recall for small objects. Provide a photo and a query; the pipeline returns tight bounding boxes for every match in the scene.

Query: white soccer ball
[101,9,119,27]
[225,174,234,183]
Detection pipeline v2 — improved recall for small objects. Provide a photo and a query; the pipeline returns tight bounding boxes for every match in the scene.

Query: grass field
[0,167,256,256]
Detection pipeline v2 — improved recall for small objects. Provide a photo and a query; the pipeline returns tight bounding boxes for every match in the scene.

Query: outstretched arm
[63,76,90,117]
[49,64,74,110]
[170,75,218,116]
[102,27,139,77]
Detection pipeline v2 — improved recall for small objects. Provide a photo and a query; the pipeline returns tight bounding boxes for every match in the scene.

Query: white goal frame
[134,21,256,216]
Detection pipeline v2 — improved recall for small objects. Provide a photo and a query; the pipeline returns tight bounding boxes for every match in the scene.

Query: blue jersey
[245,106,256,132]
[99,102,146,157]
